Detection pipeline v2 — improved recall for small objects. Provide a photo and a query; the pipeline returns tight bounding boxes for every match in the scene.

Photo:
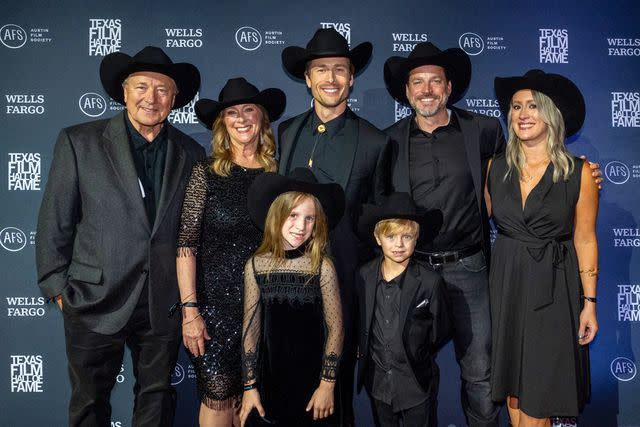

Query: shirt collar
[124,113,168,150]
[409,109,460,136]
[312,109,348,139]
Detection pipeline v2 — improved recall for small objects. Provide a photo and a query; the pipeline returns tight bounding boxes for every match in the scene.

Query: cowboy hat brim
[384,47,471,105]
[282,41,373,80]
[494,70,585,137]
[194,88,286,130]
[100,52,200,109]
[248,170,345,231]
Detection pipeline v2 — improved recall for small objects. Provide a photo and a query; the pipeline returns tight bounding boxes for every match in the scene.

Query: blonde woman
[176,78,285,426]
[486,70,598,427]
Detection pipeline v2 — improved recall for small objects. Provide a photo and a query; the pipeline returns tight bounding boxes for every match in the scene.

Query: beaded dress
[177,159,263,409]
[242,250,344,426]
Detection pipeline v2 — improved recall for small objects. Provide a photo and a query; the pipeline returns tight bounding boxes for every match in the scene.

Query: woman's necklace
[520,159,549,183]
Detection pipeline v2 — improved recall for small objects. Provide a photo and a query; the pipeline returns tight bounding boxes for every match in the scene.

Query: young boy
[356,192,450,427]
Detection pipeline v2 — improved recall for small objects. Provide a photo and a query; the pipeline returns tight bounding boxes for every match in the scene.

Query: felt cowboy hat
[100,46,200,109]
[194,77,286,129]
[494,69,585,137]
[282,28,373,79]
[248,168,345,231]
[357,192,443,247]
[384,42,471,105]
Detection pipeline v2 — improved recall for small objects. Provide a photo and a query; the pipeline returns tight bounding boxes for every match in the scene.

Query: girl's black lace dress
[242,251,344,426]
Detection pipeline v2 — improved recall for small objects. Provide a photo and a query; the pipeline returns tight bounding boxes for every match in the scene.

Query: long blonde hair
[255,192,329,274]
[504,90,574,183]
[208,104,277,177]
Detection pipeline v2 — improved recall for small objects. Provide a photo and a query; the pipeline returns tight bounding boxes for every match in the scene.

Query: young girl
[239,169,346,427]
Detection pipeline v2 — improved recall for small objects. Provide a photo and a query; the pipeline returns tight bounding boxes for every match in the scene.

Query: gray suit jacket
[36,112,206,335]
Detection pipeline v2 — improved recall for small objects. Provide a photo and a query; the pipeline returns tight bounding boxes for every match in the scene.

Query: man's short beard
[414,106,440,118]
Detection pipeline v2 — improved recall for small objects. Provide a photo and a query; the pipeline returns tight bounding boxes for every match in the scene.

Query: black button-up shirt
[288,111,351,184]
[368,268,428,411]
[124,114,168,224]
[408,114,481,252]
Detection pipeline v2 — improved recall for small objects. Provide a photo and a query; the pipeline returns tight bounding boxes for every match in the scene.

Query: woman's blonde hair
[255,192,329,274]
[208,104,277,176]
[504,90,574,183]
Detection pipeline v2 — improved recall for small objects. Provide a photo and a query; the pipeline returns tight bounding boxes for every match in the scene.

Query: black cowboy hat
[248,168,345,231]
[384,42,471,105]
[100,46,200,109]
[194,78,286,129]
[357,192,443,247]
[282,28,373,79]
[494,69,585,137]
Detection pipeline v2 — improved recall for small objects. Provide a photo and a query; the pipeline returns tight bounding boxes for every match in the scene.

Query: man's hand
[580,156,603,189]
[55,295,63,310]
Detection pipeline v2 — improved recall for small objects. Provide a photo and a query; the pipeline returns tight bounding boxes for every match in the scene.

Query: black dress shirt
[124,114,168,223]
[288,111,352,184]
[408,114,482,252]
[368,268,428,411]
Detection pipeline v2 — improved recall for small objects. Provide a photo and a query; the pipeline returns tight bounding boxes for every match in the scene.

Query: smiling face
[281,196,316,250]
[123,71,176,140]
[405,64,451,120]
[305,56,354,110]
[222,103,263,149]
[374,220,419,267]
[510,89,549,146]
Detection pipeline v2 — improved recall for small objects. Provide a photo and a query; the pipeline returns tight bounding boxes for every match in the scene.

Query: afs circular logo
[171,363,185,385]
[79,93,107,117]
[1,24,27,49]
[235,26,262,51]
[0,227,27,252]
[610,357,637,382]
[459,32,484,56]
[604,160,630,185]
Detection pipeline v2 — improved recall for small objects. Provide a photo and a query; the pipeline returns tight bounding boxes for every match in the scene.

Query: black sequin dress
[178,159,263,409]
[242,251,344,426]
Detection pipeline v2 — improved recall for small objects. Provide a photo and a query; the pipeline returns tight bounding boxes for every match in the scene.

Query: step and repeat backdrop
[1,0,638,426]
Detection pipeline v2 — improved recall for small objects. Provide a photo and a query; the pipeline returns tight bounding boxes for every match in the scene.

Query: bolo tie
[307,123,326,168]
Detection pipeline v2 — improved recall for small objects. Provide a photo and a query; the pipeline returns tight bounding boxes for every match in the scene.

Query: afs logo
[235,26,261,51]
[79,93,107,117]
[459,32,484,55]
[0,227,27,252]
[171,363,185,385]
[1,24,27,49]
[604,160,630,185]
[610,357,637,382]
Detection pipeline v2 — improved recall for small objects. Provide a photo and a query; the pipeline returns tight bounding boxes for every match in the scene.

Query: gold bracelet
[183,313,202,325]
[579,268,598,277]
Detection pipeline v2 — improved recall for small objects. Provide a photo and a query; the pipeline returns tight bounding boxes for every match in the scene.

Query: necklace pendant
[308,159,313,168]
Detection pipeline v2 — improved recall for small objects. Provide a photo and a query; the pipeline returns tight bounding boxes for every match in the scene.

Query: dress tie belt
[497,229,572,310]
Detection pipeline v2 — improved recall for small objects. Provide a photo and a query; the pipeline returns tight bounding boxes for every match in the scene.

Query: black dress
[488,154,590,417]
[177,160,263,409]
[242,251,344,426]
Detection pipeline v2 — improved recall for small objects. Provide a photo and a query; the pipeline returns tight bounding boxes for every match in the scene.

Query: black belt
[413,243,482,266]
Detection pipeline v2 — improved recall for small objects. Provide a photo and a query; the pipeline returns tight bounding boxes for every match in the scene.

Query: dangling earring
[259,134,265,146]
[223,136,230,150]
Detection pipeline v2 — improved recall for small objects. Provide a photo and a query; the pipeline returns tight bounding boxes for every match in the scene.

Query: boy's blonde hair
[373,218,419,241]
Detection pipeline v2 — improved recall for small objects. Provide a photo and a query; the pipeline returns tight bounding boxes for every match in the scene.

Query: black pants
[369,396,437,427]
[63,300,180,427]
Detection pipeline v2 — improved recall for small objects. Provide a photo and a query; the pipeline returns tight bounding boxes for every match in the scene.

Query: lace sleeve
[177,161,207,257]
[319,258,344,382]
[242,257,262,383]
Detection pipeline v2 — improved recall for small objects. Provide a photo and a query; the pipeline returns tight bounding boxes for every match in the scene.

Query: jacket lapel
[334,109,359,190]
[455,108,483,212]
[102,113,151,233]
[152,125,186,236]
[392,116,413,194]
[278,110,312,175]
[399,261,421,328]
[362,259,380,336]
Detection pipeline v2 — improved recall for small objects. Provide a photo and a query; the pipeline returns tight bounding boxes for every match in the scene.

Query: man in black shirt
[279,28,391,426]
[384,42,504,427]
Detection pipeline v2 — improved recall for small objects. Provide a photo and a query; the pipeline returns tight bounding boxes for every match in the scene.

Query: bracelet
[181,302,199,309]
[183,313,202,325]
[579,268,598,277]
[168,300,199,317]
[243,383,258,391]
[582,295,597,303]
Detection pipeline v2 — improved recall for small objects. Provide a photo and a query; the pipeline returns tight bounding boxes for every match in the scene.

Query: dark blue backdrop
[1,0,639,426]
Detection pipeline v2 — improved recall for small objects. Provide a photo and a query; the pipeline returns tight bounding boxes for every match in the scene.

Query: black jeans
[63,301,180,427]
[419,251,499,427]
[369,395,437,427]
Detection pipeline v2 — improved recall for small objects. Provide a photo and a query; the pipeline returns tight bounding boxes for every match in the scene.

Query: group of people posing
[36,27,601,427]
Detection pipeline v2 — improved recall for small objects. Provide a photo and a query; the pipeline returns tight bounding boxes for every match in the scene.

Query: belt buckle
[428,253,443,268]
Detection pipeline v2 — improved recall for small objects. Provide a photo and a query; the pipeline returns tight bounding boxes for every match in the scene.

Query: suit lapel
[152,125,186,236]
[278,110,312,175]
[393,117,413,194]
[102,113,151,233]
[456,109,483,212]
[334,109,359,190]
[363,259,380,336]
[399,261,421,328]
